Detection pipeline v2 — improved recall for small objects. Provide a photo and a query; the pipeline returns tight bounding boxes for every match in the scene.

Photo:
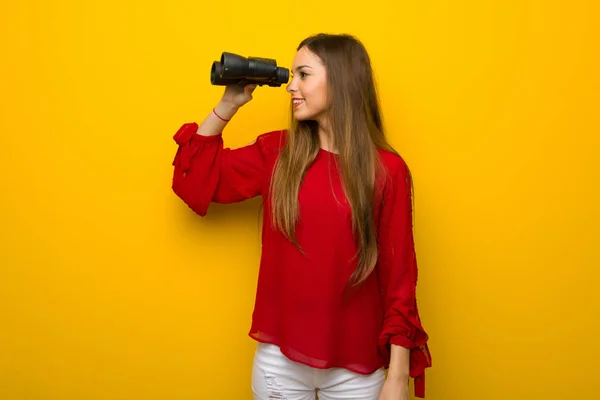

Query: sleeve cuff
[389,334,415,349]
[173,122,223,145]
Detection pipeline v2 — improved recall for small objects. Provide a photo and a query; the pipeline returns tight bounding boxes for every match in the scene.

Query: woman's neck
[317,118,336,153]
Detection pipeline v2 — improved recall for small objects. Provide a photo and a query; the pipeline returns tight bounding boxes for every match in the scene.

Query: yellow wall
[1,1,598,399]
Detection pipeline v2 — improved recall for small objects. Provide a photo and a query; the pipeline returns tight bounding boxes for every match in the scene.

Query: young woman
[171,33,432,400]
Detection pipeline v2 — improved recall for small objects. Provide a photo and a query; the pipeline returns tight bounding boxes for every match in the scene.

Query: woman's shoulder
[375,147,413,201]
[376,146,410,177]
[252,129,288,156]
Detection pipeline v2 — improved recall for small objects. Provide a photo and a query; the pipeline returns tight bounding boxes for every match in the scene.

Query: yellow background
[1,0,599,399]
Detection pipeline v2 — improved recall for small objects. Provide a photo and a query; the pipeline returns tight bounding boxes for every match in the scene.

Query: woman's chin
[293,110,314,121]
[293,113,306,121]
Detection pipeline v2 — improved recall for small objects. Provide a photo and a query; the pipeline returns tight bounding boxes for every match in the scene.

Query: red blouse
[171,122,432,397]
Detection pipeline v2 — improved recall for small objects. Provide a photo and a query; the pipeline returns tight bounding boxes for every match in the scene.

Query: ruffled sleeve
[171,122,283,216]
[376,157,432,398]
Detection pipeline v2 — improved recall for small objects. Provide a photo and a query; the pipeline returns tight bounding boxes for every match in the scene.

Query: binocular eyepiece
[211,52,289,87]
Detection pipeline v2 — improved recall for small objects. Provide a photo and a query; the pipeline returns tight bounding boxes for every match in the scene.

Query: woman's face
[286,46,329,122]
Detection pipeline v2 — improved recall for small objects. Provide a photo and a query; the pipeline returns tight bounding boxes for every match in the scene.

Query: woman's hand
[378,376,409,400]
[220,83,257,109]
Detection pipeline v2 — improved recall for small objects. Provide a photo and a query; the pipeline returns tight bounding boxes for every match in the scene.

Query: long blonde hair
[269,33,400,288]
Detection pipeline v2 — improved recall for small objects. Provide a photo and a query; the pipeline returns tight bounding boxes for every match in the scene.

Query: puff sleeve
[376,158,432,398]
[171,122,282,216]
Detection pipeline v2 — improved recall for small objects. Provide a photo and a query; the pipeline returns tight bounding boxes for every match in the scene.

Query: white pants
[252,343,386,400]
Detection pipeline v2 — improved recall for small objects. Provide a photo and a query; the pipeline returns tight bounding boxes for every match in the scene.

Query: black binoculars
[210,52,289,87]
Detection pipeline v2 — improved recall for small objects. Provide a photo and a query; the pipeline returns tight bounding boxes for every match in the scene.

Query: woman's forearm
[387,344,410,381]
[196,100,239,137]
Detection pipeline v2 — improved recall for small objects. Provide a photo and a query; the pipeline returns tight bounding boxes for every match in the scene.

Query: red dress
[171,122,432,397]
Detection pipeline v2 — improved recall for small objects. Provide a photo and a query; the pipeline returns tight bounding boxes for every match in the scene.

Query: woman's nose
[286,81,296,93]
